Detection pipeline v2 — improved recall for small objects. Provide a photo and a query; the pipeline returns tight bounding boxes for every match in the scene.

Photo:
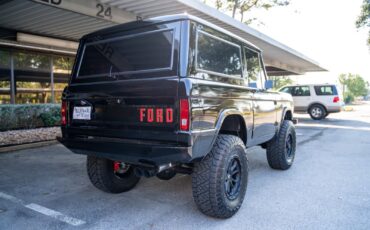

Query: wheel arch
[193,109,249,162]
[281,108,293,122]
[219,115,247,145]
[214,109,248,144]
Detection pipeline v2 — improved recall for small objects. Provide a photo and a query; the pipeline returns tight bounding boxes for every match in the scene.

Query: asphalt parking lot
[1,103,370,230]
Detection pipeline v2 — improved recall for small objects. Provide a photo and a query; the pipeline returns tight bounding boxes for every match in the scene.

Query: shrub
[0,104,61,131]
[344,92,355,104]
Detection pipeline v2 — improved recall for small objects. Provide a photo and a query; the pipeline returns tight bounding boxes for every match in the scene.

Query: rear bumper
[327,106,342,113]
[58,129,216,166]
[57,136,192,166]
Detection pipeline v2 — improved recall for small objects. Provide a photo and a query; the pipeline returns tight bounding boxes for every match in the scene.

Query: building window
[0,50,11,104]
[54,56,74,103]
[0,48,73,104]
[14,52,52,104]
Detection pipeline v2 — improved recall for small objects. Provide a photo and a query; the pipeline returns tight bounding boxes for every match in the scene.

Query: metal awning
[0,0,326,75]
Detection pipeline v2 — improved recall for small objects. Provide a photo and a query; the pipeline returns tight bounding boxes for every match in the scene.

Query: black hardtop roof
[82,14,260,51]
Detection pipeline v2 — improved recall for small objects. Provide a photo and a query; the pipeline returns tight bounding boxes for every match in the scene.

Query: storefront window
[54,56,74,103]
[14,52,52,104]
[0,49,74,104]
[0,50,11,104]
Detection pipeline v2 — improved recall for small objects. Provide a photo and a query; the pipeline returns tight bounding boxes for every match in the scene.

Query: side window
[314,86,336,96]
[196,30,242,77]
[280,87,292,94]
[292,86,310,96]
[244,47,264,89]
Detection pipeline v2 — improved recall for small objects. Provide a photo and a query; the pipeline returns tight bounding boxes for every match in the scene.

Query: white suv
[279,84,343,120]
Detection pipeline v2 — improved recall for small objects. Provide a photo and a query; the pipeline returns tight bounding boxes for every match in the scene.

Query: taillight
[61,101,67,126]
[179,99,189,131]
[333,96,340,103]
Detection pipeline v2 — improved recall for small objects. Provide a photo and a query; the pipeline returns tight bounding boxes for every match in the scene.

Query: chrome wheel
[311,107,323,118]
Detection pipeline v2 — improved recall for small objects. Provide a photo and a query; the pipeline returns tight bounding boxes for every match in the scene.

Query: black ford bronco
[58,14,296,218]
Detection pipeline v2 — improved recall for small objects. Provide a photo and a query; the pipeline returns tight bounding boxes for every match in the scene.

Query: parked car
[279,84,342,120]
[58,14,297,219]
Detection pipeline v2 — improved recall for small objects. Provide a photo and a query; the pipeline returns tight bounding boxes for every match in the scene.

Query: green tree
[215,0,225,10]
[272,76,293,90]
[204,0,290,24]
[347,75,368,97]
[356,0,370,45]
[338,73,369,103]
[338,73,350,96]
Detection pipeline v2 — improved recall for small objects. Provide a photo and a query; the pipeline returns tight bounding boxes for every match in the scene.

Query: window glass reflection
[0,49,74,104]
[54,56,74,103]
[0,50,10,104]
[14,52,52,104]
[245,48,263,89]
[314,86,335,96]
[280,87,292,94]
[197,31,242,77]
[292,86,310,96]
[78,30,173,78]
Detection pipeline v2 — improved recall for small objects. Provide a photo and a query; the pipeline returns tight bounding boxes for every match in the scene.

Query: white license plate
[73,106,91,120]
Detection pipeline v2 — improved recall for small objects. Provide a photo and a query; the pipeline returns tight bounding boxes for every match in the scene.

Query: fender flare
[214,109,246,134]
[281,107,293,123]
[200,109,248,156]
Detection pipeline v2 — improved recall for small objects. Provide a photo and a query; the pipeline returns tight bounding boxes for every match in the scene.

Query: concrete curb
[343,106,354,112]
[0,140,58,154]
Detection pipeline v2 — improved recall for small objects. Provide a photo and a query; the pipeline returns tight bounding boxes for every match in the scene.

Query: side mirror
[265,80,274,90]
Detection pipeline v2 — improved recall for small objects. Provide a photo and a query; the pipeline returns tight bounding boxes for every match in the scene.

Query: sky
[209,0,370,84]
[250,0,370,84]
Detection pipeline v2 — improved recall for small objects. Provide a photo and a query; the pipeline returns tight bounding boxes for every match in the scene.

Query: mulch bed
[0,127,61,147]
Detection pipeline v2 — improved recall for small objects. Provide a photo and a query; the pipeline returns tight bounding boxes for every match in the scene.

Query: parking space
[1,105,370,230]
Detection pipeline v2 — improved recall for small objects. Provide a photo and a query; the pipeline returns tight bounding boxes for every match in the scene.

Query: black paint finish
[59,15,293,167]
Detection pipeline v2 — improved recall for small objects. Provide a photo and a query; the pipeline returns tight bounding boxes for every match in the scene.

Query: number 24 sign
[96,3,112,20]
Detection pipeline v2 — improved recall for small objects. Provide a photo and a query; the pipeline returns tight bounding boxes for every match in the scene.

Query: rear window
[314,85,337,96]
[196,30,242,78]
[77,29,174,78]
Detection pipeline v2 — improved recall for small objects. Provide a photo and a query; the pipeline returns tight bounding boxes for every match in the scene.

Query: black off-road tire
[87,156,140,193]
[309,104,326,120]
[192,135,248,219]
[266,120,296,170]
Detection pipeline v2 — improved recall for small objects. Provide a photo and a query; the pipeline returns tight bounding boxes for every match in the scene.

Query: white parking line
[0,191,25,204]
[26,203,85,226]
[0,192,86,226]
